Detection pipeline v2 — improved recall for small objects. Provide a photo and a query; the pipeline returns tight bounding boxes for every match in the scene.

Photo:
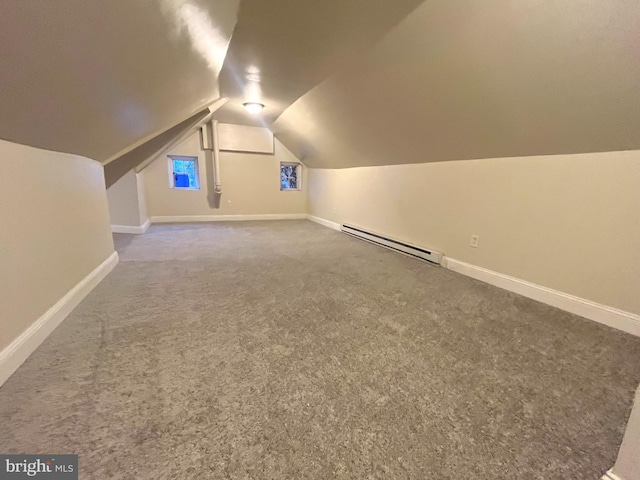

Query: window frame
[168,155,200,190]
[280,162,302,191]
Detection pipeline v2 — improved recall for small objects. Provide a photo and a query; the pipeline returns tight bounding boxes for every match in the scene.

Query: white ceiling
[0,0,239,162]
[1,0,639,169]
[272,0,640,168]
[213,0,425,127]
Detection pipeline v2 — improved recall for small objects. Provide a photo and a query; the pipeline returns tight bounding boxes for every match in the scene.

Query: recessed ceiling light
[243,102,264,115]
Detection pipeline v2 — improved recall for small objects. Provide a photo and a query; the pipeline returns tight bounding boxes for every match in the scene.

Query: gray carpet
[1,220,639,479]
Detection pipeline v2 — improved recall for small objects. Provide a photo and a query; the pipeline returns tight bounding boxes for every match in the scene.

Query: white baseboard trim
[601,470,623,480]
[0,251,119,387]
[111,219,150,234]
[151,214,307,223]
[445,257,640,337]
[306,215,341,231]
[305,215,640,337]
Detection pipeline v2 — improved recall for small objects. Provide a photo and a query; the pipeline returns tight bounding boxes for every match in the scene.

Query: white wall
[106,169,148,229]
[0,139,115,353]
[308,150,640,317]
[107,170,141,226]
[141,130,307,219]
[136,171,148,225]
[218,123,274,154]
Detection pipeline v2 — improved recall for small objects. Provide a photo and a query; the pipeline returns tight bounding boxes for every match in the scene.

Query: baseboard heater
[341,224,443,265]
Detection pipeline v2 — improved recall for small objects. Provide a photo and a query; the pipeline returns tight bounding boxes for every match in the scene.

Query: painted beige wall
[218,123,274,154]
[136,172,148,225]
[0,139,114,351]
[308,150,640,315]
[107,170,142,226]
[142,131,306,217]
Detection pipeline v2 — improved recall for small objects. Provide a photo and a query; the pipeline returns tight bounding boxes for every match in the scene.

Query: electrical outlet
[470,234,479,248]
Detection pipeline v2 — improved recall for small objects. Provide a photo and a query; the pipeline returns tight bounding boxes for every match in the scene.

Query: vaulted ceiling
[0,0,239,162]
[272,0,640,167]
[213,0,424,126]
[1,0,639,170]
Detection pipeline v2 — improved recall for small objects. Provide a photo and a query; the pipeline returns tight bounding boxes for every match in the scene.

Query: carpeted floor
[1,220,639,479]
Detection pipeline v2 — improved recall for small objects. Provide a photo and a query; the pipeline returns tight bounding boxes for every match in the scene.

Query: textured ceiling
[213,0,425,127]
[1,0,639,170]
[0,0,239,162]
[273,0,640,168]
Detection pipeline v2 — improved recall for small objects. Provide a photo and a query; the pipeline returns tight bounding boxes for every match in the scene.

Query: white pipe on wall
[212,119,222,200]
[200,120,222,209]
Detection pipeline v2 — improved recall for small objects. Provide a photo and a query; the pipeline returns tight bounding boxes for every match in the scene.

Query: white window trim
[168,155,200,190]
[280,162,302,191]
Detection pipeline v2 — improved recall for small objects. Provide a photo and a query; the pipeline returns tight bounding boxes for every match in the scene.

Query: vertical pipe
[204,148,216,209]
[201,120,222,209]
[212,120,222,196]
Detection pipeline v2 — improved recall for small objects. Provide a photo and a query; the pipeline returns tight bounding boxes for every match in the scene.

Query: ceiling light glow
[243,102,265,115]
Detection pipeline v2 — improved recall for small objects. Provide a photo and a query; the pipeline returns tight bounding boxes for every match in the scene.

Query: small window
[281,162,301,191]
[169,156,200,190]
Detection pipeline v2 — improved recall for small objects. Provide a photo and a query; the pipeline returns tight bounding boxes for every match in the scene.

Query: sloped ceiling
[213,0,424,127]
[2,0,638,170]
[104,108,211,188]
[272,0,640,168]
[0,0,239,163]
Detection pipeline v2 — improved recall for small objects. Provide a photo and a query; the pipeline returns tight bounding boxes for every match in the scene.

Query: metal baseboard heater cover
[341,224,443,265]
